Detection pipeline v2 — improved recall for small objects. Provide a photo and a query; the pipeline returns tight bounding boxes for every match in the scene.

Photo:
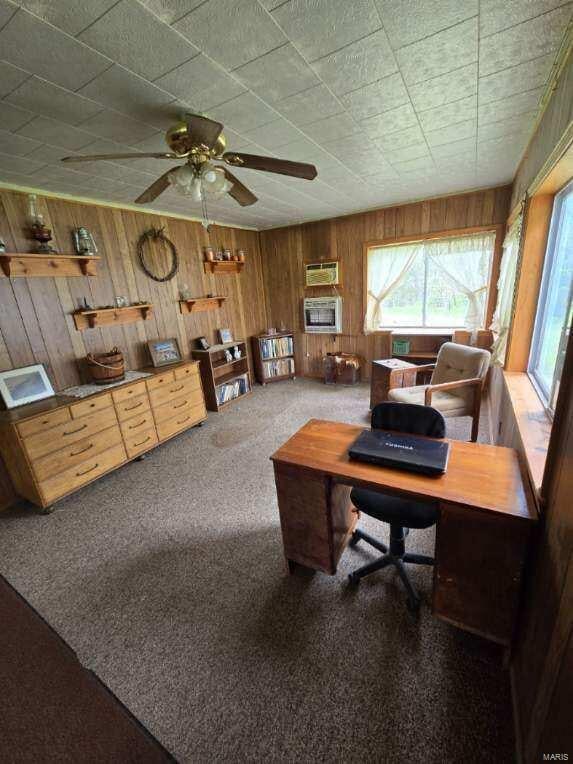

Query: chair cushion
[388,385,469,416]
[350,487,438,529]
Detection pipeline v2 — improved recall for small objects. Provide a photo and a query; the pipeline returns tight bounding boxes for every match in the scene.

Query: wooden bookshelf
[252,331,296,385]
[192,340,252,411]
[0,253,100,278]
[72,303,152,330]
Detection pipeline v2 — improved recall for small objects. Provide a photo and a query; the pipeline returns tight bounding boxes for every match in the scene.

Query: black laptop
[348,429,450,476]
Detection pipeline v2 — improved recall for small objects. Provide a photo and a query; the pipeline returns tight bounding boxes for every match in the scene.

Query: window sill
[376,328,456,335]
[503,371,552,497]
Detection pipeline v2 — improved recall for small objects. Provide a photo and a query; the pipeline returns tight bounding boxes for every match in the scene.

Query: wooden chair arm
[424,377,483,406]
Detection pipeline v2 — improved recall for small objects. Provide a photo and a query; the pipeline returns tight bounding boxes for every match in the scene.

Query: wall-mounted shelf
[0,253,100,278]
[179,296,227,314]
[72,303,153,331]
[203,261,244,274]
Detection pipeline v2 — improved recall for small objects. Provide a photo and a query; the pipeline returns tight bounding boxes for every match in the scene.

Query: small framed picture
[147,337,182,367]
[0,364,55,409]
[218,327,233,344]
[197,336,210,350]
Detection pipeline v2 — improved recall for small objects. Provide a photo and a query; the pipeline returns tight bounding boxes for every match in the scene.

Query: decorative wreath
[137,226,179,282]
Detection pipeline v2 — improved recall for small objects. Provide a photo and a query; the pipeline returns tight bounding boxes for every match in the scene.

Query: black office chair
[348,401,446,611]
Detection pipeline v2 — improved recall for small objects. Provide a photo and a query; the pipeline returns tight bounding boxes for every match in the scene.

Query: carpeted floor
[0,379,514,763]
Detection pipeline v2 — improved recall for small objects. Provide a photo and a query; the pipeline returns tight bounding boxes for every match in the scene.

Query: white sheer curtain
[490,216,523,365]
[364,242,420,333]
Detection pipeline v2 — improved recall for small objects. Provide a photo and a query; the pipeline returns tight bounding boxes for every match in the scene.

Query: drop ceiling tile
[478,55,554,105]
[418,95,477,132]
[77,109,159,144]
[79,0,198,81]
[0,0,16,27]
[424,118,476,146]
[208,92,278,134]
[303,113,362,144]
[0,8,112,91]
[340,73,409,120]
[13,0,119,35]
[374,124,424,152]
[78,65,176,128]
[392,154,436,173]
[0,151,46,174]
[479,6,571,76]
[431,136,476,159]
[409,63,477,112]
[0,102,35,131]
[477,134,527,162]
[384,141,430,163]
[479,88,543,124]
[312,30,398,95]
[479,0,570,37]
[154,54,246,111]
[396,18,478,86]
[0,61,29,98]
[6,76,103,126]
[0,127,40,156]
[233,44,319,103]
[25,142,84,164]
[477,112,535,141]
[376,0,478,49]
[174,0,285,70]
[274,85,344,127]
[139,0,204,24]
[360,103,418,139]
[242,120,305,150]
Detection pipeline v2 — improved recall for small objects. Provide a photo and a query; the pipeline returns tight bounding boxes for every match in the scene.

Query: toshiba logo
[386,442,414,451]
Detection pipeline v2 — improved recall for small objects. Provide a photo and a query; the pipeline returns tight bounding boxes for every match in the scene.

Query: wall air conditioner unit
[304,261,339,287]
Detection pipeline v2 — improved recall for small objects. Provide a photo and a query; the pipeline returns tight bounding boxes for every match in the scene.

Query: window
[529,181,573,414]
[364,232,495,332]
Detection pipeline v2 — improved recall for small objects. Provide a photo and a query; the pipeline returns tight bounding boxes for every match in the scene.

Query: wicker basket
[86,347,125,385]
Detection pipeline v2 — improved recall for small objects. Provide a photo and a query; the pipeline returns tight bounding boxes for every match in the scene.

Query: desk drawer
[146,371,175,391]
[174,364,199,381]
[156,402,205,441]
[70,393,112,420]
[22,407,118,461]
[115,394,150,422]
[17,408,71,439]
[153,390,205,423]
[32,425,122,482]
[124,427,158,459]
[148,376,200,409]
[112,381,147,404]
[120,410,155,438]
[40,442,126,505]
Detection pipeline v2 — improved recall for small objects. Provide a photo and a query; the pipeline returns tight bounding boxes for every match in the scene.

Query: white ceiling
[0,0,571,229]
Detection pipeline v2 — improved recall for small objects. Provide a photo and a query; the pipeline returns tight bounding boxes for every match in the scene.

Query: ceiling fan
[61,113,318,208]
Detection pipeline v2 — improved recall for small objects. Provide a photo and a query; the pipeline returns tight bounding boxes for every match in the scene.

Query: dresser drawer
[124,427,158,459]
[146,370,175,391]
[148,376,201,409]
[115,394,150,422]
[32,425,122,482]
[119,410,155,437]
[23,407,118,461]
[153,389,205,423]
[174,363,199,381]
[70,393,112,420]
[112,380,147,404]
[40,442,127,505]
[16,407,71,439]
[156,402,205,441]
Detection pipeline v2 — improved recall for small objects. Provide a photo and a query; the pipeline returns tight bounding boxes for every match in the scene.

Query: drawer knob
[63,423,88,436]
[70,443,94,457]
[76,462,98,477]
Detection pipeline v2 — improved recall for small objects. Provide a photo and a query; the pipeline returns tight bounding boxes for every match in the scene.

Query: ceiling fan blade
[134,170,173,204]
[186,114,224,151]
[223,152,317,180]
[62,152,179,163]
[223,169,257,207]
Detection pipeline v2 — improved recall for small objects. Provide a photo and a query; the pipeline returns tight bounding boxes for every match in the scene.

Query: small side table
[370,358,418,409]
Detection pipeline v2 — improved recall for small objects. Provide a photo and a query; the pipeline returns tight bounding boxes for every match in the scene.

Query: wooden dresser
[0,361,206,513]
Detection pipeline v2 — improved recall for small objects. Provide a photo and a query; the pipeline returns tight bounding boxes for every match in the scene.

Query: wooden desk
[271,419,537,647]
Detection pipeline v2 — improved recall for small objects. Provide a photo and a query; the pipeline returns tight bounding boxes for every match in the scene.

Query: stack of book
[263,357,295,377]
[216,373,250,405]
[260,335,293,359]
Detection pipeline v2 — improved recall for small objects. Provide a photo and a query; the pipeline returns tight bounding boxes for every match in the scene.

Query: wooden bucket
[86,347,125,385]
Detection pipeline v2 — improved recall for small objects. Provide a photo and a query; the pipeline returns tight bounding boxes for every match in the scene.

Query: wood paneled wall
[259,186,512,378]
[0,188,267,508]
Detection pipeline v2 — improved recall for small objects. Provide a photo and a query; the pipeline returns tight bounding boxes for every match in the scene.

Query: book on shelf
[263,357,295,378]
[216,373,250,405]
[260,335,293,359]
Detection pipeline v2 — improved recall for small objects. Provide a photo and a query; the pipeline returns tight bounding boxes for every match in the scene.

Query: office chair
[348,401,446,611]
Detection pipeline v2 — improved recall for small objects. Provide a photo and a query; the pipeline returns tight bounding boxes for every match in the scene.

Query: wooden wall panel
[260,186,512,379]
[0,188,267,509]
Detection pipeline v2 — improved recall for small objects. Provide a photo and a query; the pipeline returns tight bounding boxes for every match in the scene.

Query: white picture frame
[0,364,55,409]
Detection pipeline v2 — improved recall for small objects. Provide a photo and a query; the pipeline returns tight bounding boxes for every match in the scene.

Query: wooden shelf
[179,296,226,314]
[191,339,251,411]
[73,303,153,331]
[0,253,100,278]
[252,332,296,385]
[203,260,244,274]
[393,351,438,360]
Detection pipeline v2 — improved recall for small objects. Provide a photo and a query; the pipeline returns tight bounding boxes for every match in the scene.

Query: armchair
[387,342,491,441]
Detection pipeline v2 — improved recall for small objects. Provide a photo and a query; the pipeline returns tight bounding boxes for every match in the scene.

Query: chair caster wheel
[349,532,360,547]
[348,572,360,586]
[40,505,55,515]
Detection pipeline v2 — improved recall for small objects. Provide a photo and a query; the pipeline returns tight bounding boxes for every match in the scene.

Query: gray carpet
[0,380,514,763]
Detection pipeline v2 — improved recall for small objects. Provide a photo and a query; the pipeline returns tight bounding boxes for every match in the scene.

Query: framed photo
[197,336,210,350]
[147,337,182,367]
[0,364,55,409]
[218,327,233,344]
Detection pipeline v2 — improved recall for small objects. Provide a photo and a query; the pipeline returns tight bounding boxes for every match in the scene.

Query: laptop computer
[348,429,450,476]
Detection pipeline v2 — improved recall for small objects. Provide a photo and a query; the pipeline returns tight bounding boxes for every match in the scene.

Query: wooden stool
[370,359,417,409]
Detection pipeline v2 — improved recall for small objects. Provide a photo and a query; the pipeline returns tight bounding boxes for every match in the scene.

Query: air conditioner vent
[305,261,339,287]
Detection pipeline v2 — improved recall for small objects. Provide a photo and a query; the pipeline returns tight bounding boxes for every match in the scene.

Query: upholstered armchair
[388,342,491,441]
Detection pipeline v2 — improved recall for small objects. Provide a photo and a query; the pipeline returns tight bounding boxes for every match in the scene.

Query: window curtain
[489,215,523,366]
[363,242,420,333]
